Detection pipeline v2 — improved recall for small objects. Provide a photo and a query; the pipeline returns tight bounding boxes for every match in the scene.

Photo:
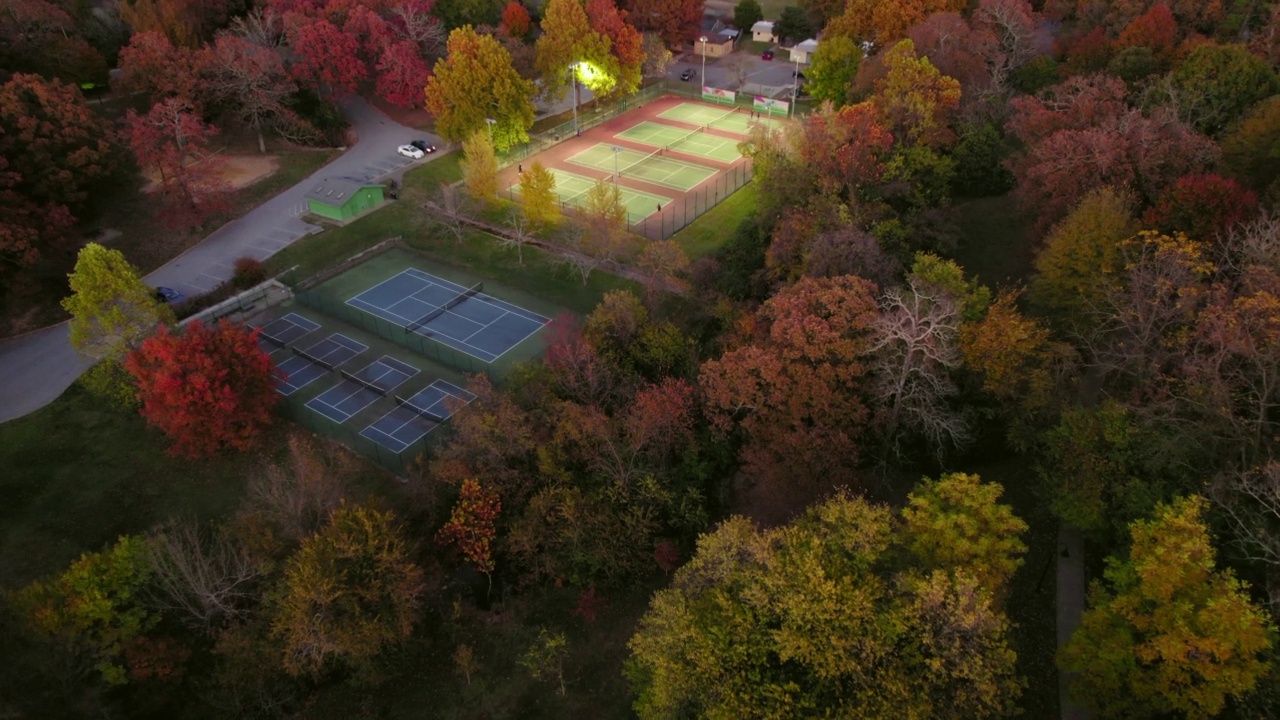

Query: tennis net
[406,282,483,334]
[394,394,447,423]
[615,147,663,182]
[291,346,335,371]
[665,126,704,153]
[705,106,741,130]
[258,328,286,348]
[341,369,387,397]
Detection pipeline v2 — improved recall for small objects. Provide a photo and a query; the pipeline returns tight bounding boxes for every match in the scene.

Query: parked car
[761,50,774,60]
[153,286,185,304]
[680,68,696,81]
[409,139,437,153]
[793,71,806,79]
[397,144,424,159]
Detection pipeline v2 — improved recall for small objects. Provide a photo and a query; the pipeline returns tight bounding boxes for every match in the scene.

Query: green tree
[425,26,536,151]
[902,472,1029,601]
[909,252,991,322]
[874,39,961,148]
[733,0,762,31]
[1170,44,1280,137]
[271,503,425,678]
[1221,95,1280,195]
[581,178,628,230]
[1060,496,1275,718]
[63,243,173,361]
[806,35,861,107]
[951,122,1014,197]
[521,627,569,696]
[626,488,1025,719]
[1029,187,1138,327]
[14,536,157,686]
[534,0,617,101]
[461,131,499,201]
[519,160,559,226]
[773,6,810,45]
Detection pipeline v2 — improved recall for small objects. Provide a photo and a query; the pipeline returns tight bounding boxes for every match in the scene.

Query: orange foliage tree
[126,320,279,457]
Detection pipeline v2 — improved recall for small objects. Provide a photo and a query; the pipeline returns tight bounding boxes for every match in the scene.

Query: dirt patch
[141,155,280,194]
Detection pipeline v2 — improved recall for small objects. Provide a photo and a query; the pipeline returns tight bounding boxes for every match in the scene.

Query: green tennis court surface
[658,103,781,135]
[508,169,670,223]
[615,121,742,163]
[567,144,717,191]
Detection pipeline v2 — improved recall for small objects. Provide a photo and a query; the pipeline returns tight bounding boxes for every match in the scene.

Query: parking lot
[666,48,806,100]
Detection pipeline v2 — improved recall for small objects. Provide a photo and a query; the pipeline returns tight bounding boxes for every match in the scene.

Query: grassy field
[671,183,757,260]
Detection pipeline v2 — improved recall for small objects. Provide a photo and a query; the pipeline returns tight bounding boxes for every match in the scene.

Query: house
[305,178,386,222]
[695,16,737,57]
[789,38,820,64]
[751,20,777,43]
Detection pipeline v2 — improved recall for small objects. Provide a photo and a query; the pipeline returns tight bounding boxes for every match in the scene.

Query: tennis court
[346,268,551,363]
[269,332,368,396]
[657,103,780,134]
[257,312,319,347]
[360,379,477,453]
[615,121,742,163]
[305,355,419,423]
[566,143,717,191]
[508,168,672,223]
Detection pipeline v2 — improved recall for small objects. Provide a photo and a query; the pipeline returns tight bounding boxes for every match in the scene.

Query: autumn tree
[522,628,569,696]
[0,73,118,212]
[271,503,425,677]
[806,36,861,107]
[437,478,501,592]
[637,239,690,301]
[699,276,879,487]
[145,522,264,631]
[1060,496,1275,718]
[499,1,532,39]
[641,32,673,77]
[1029,187,1138,327]
[1114,3,1176,63]
[287,18,368,97]
[0,0,107,85]
[1168,43,1280,137]
[1221,96,1280,195]
[126,98,228,230]
[461,131,500,201]
[903,472,1028,601]
[425,25,536,151]
[375,40,433,109]
[125,320,279,458]
[115,31,205,106]
[535,0,618,102]
[586,0,645,98]
[0,157,73,278]
[204,36,313,153]
[582,290,693,381]
[1141,173,1258,242]
[520,161,560,226]
[14,536,157,686]
[827,0,968,47]
[63,243,173,362]
[627,488,1025,719]
[235,433,356,552]
[623,0,703,48]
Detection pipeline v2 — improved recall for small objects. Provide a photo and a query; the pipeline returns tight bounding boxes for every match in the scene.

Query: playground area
[503,95,780,239]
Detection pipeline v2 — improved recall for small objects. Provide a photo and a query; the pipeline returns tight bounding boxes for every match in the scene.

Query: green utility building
[305,178,385,222]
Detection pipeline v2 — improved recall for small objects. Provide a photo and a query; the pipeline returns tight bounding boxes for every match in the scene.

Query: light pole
[611,145,624,184]
[699,36,707,89]
[484,117,496,145]
[791,52,800,117]
[568,62,580,135]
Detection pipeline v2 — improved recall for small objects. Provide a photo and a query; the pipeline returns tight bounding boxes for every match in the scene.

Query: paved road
[0,96,436,425]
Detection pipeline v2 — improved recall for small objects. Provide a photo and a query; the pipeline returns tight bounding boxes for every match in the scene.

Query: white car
[397,144,425,160]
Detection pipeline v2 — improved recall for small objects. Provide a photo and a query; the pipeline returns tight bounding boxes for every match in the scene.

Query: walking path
[1058,525,1092,719]
[0,96,435,424]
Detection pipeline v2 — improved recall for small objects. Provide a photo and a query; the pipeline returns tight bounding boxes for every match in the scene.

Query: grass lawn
[0,384,270,591]
[952,193,1035,290]
[402,150,463,192]
[0,148,337,339]
[671,183,756,260]
[268,169,641,316]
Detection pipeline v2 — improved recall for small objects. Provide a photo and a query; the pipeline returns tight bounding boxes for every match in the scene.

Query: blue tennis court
[257,313,319,348]
[345,268,550,363]
[360,379,476,453]
[305,356,419,423]
[271,333,367,396]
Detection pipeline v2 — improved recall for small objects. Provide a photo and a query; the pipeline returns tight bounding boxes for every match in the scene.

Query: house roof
[717,28,739,39]
[795,38,820,53]
[304,177,380,206]
[751,20,774,32]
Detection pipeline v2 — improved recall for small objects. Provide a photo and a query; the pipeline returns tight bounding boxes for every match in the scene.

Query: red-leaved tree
[499,1,532,39]
[126,320,279,457]
[437,478,501,592]
[375,39,432,108]
[288,17,368,97]
[1142,173,1259,242]
[126,98,229,230]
